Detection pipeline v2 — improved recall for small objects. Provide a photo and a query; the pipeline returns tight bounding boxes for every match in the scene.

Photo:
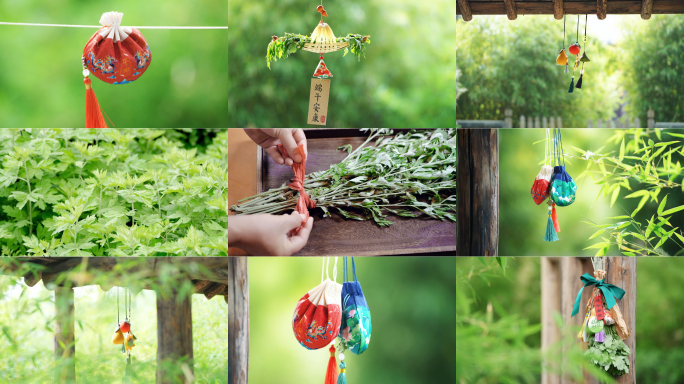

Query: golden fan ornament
[265,1,369,125]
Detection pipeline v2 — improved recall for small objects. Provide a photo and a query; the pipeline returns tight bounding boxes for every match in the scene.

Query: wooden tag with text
[307,78,330,125]
[594,294,605,321]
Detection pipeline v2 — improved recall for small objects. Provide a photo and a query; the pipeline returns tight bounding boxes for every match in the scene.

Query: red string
[277,144,316,234]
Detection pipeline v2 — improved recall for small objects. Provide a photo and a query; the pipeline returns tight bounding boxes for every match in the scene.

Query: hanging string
[0,22,227,29]
[576,15,580,43]
[562,14,566,50]
[117,286,120,325]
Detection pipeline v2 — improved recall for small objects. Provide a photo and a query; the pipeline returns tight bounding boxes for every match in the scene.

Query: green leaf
[661,205,684,216]
[658,195,668,216]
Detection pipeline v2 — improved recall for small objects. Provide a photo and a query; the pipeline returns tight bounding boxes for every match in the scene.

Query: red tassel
[324,345,338,384]
[84,77,108,128]
[552,203,561,233]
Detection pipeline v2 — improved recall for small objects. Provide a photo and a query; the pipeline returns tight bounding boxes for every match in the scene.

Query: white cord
[0,22,227,29]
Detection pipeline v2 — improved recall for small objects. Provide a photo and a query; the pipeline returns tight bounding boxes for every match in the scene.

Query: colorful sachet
[292,267,342,350]
[338,257,371,355]
[83,12,152,85]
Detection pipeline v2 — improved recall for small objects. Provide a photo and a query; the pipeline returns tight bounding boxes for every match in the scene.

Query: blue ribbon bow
[570,273,625,318]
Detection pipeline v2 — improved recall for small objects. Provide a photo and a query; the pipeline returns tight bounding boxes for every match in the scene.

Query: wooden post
[535,116,541,128]
[634,117,641,128]
[648,109,655,129]
[504,109,512,128]
[605,257,637,384]
[541,257,636,383]
[456,0,472,22]
[456,129,499,256]
[543,116,549,129]
[229,257,249,384]
[54,286,76,384]
[520,115,526,129]
[597,0,608,20]
[156,290,193,384]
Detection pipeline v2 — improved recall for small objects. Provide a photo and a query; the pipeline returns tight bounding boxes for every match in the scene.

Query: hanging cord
[351,257,357,282]
[576,15,580,43]
[117,286,120,325]
[562,14,566,50]
[0,22,227,29]
[582,14,588,73]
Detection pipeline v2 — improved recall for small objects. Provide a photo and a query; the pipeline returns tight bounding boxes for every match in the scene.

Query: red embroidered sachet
[83,12,152,85]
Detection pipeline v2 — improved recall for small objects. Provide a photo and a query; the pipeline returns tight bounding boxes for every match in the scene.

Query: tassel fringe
[552,204,560,233]
[324,345,339,384]
[84,77,108,128]
[576,73,583,89]
[544,214,559,242]
[336,362,347,384]
[568,77,575,93]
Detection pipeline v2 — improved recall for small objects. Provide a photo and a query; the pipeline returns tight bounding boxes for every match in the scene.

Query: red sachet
[278,143,316,234]
[292,277,342,350]
[83,12,152,85]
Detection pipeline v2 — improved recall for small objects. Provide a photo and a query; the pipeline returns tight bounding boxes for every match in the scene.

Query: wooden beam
[24,271,41,287]
[457,0,473,21]
[457,1,684,16]
[204,283,227,300]
[504,0,518,20]
[553,0,564,19]
[456,129,499,256]
[605,257,636,384]
[156,290,193,384]
[641,0,654,19]
[228,257,249,384]
[54,286,75,384]
[597,0,607,19]
[541,258,561,384]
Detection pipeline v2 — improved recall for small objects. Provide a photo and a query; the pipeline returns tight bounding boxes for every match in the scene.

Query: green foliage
[584,325,630,378]
[229,0,456,128]
[232,129,456,226]
[569,128,684,256]
[456,17,620,127]
[0,0,227,128]
[621,15,684,123]
[0,129,228,256]
[266,33,370,69]
[456,258,614,384]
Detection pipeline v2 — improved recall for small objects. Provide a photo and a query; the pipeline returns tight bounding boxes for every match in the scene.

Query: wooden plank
[257,131,456,256]
[457,0,474,21]
[541,258,561,384]
[8,257,229,287]
[156,289,193,384]
[229,257,249,384]
[457,1,684,15]
[457,120,505,128]
[204,283,227,300]
[456,129,498,256]
[606,257,636,384]
[504,0,518,19]
[553,0,564,19]
[54,286,75,384]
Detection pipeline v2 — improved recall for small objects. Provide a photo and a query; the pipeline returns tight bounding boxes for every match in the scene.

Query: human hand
[243,128,307,165]
[228,211,314,256]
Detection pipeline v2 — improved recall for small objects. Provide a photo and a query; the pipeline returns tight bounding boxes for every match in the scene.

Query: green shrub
[0,129,228,256]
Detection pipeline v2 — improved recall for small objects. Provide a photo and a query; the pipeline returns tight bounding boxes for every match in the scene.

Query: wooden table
[231,129,456,256]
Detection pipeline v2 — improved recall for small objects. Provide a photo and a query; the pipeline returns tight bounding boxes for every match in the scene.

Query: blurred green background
[457,15,684,127]
[500,128,684,256]
[0,0,227,128]
[228,0,456,128]
[0,259,228,383]
[247,257,455,384]
[456,257,684,384]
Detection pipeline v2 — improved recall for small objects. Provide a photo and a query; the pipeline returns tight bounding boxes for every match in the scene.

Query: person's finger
[292,129,308,158]
[264,146,285,165]
[283,211,307,231]
[277,130,303,163]
[287,216,314,253]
